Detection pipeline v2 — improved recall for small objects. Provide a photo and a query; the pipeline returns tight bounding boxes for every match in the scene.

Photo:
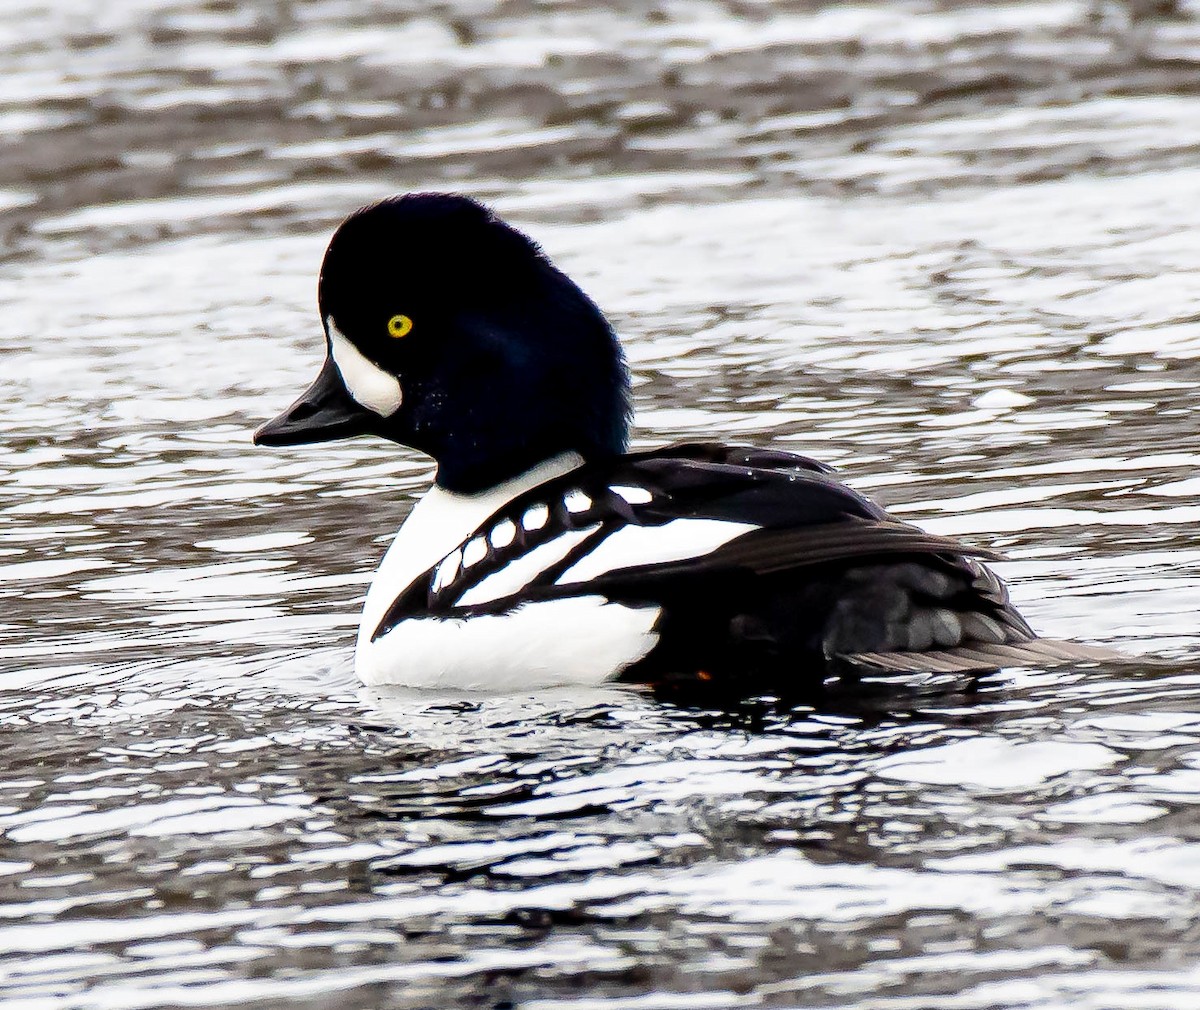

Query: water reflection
[4,660,1198,1005]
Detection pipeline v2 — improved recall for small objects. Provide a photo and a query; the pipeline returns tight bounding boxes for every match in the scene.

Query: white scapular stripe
[357,452,584,652]
[611,485,653,505]
[458,525,600,606]
[328,319,403,416]
[563,490,592,513]
[432,548,461,592]
[556,518,757,584]
[461,536,487,568]
[489,519,516,548]
[522,504,549,531]
[356,596,661,690]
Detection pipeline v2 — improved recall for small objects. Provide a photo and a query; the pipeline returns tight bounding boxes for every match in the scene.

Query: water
[2,0,1200,1005]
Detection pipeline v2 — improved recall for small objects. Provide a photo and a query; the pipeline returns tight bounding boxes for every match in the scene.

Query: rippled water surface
[4,1,1200,1006]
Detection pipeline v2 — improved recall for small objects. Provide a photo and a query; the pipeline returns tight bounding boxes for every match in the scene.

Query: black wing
[373,443,1120,674]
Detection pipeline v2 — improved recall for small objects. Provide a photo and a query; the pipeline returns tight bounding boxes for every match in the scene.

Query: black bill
[253,356,379,446]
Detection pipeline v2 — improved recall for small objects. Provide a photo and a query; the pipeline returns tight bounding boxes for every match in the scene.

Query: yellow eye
[387,314,413,339]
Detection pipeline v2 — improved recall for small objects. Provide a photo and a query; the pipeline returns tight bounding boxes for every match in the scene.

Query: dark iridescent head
[254,193,632,493]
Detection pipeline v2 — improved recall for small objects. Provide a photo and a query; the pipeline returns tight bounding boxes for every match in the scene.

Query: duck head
[254,193,632,494]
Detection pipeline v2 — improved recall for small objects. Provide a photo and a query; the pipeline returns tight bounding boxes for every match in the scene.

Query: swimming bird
[254,193,1117,690]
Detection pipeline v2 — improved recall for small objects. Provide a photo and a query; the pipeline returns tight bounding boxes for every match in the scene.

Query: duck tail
[842,638,1128,674]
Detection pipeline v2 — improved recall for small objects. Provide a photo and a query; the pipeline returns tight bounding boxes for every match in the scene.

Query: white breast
[356,596,661,691]
[354,452,593,686]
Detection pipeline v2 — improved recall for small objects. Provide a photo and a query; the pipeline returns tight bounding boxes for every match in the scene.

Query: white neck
[358,451,585,640]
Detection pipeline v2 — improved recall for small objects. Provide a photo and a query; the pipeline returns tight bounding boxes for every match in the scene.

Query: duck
[254,192,1118,691]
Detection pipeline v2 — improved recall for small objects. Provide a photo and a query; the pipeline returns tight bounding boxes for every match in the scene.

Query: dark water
[3,1,1200,1006]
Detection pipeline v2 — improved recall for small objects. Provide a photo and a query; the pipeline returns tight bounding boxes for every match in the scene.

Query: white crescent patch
[328,318,403,416]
